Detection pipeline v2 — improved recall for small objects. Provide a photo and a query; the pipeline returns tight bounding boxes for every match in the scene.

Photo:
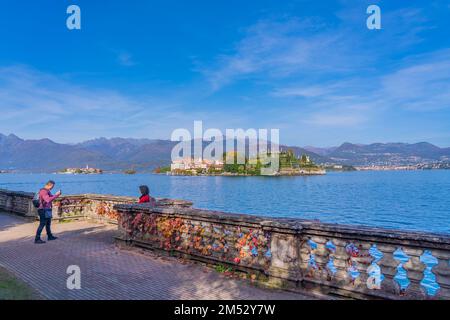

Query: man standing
[35,180,61,244]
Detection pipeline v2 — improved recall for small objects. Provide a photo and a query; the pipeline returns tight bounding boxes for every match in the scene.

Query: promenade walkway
[0,212,313,300]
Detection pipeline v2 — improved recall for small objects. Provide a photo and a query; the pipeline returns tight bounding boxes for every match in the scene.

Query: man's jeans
[35,209,53,240]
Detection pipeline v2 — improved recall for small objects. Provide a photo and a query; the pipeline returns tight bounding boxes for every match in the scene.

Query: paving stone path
[0,212,314,300]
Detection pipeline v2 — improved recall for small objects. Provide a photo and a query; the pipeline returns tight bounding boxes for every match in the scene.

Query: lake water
[1,170,449,234]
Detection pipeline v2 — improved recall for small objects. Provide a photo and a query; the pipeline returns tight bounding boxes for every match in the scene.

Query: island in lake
[156,150,326,176]
[58,165,103,175]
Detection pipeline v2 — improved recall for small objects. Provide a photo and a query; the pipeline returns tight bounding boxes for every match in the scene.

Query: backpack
[32,189,43,208]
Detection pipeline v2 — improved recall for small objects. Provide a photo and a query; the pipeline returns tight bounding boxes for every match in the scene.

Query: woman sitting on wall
[138,185,156,206]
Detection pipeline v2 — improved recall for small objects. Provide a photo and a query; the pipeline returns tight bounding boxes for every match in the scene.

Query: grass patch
[57,219,73,224]
[215,264,233,274]
[0,266,42,300]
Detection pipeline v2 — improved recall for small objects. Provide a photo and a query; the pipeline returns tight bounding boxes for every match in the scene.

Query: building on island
[277,150,325,175]
[171,158,224,174]
[59,165,103,174]
[169,150,325,176]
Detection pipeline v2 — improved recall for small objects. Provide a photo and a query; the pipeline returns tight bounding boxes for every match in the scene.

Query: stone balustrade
[298,220,449,299]
[1,188,448,300]
[114,204,450,300]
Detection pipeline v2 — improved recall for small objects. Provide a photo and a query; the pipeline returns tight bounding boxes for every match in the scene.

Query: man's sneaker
[48,236,58,241]
[35,239,46,244]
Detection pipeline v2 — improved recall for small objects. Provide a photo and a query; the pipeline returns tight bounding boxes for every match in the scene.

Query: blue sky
[0,0,449,147]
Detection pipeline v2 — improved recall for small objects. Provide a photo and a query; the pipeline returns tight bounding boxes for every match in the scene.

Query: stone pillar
[263,222,302,286]
[378,244,400,296]
[351,242,373,291]
[402,247,426,299]
[5,195,12,212]
[431,249,450,300]
[332,239,351,286]
[309,236,329,281]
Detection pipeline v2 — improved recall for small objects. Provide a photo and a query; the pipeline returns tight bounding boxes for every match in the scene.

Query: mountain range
[1,133,449,172]
[303,142,450,166]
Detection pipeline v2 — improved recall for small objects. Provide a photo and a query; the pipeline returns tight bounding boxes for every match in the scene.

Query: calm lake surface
[1,170,449,234]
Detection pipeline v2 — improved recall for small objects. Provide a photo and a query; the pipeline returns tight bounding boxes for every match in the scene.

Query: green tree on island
[223,151,247,173]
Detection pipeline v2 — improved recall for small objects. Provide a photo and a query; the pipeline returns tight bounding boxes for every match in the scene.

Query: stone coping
[114,204,450,249]
[0,188,34,198]
[0,189,192,206]
[53,193,193,207]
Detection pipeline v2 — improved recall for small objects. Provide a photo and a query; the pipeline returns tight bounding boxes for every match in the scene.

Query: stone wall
[53,194,192,223]
[114,204,450,300]
[0,189,192,223]
[0,189,36,217]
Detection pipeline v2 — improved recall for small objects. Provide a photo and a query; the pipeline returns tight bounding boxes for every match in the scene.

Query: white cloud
[381,49,450,111]
[304,113,366,127]
[0,65,142,113]
[0,66,177,141]
[202,6,436,93]
[277,48,450,134]
[202,18,362,90]
[0,65,270,143]
[272,85,331,98]
[117,52,135,66]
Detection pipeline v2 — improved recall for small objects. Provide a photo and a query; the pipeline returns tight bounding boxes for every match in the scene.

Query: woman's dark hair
[139,185,149,196]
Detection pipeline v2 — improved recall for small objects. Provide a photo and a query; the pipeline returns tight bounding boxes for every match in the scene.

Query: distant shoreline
[1,168,449,175]
[166,171,326,177]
